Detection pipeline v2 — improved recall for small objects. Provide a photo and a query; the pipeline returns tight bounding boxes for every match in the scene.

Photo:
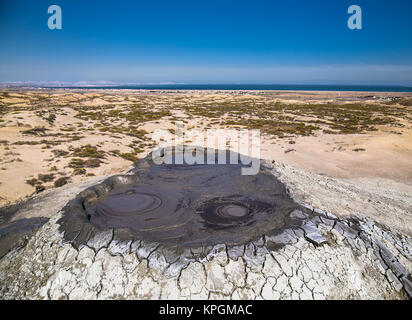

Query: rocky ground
[0,161,411,300]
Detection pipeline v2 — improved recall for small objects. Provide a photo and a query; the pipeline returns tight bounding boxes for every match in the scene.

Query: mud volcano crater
[58,147,301,248]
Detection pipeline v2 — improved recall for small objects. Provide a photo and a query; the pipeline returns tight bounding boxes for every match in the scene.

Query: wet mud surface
[0,217,49,259]
[58,148,301,248]
[0,201,49,259]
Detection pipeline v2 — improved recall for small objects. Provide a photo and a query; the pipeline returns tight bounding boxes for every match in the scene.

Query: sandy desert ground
[1,89,411,206]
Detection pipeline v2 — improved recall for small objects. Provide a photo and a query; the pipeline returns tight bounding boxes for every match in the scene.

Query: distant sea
[51,84,412,92]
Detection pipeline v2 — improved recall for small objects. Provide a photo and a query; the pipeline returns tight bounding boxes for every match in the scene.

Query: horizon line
[1,81,412,88]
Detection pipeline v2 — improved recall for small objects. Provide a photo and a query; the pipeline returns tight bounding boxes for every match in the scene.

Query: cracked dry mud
[0,157,411,300]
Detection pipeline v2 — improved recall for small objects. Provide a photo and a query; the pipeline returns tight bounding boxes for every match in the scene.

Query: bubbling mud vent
[55,147,412,299]
[2,147,412,300]
[58,147,301,248]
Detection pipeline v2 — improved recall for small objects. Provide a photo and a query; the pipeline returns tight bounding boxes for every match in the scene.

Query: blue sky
[1,0,412,85]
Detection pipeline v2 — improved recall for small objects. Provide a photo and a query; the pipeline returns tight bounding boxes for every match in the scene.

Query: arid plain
[1,90,411,202]
[1,89,412,231]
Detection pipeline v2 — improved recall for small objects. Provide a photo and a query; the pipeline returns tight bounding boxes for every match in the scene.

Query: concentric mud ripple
[197,196,274,229]
[58,147,299,247]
